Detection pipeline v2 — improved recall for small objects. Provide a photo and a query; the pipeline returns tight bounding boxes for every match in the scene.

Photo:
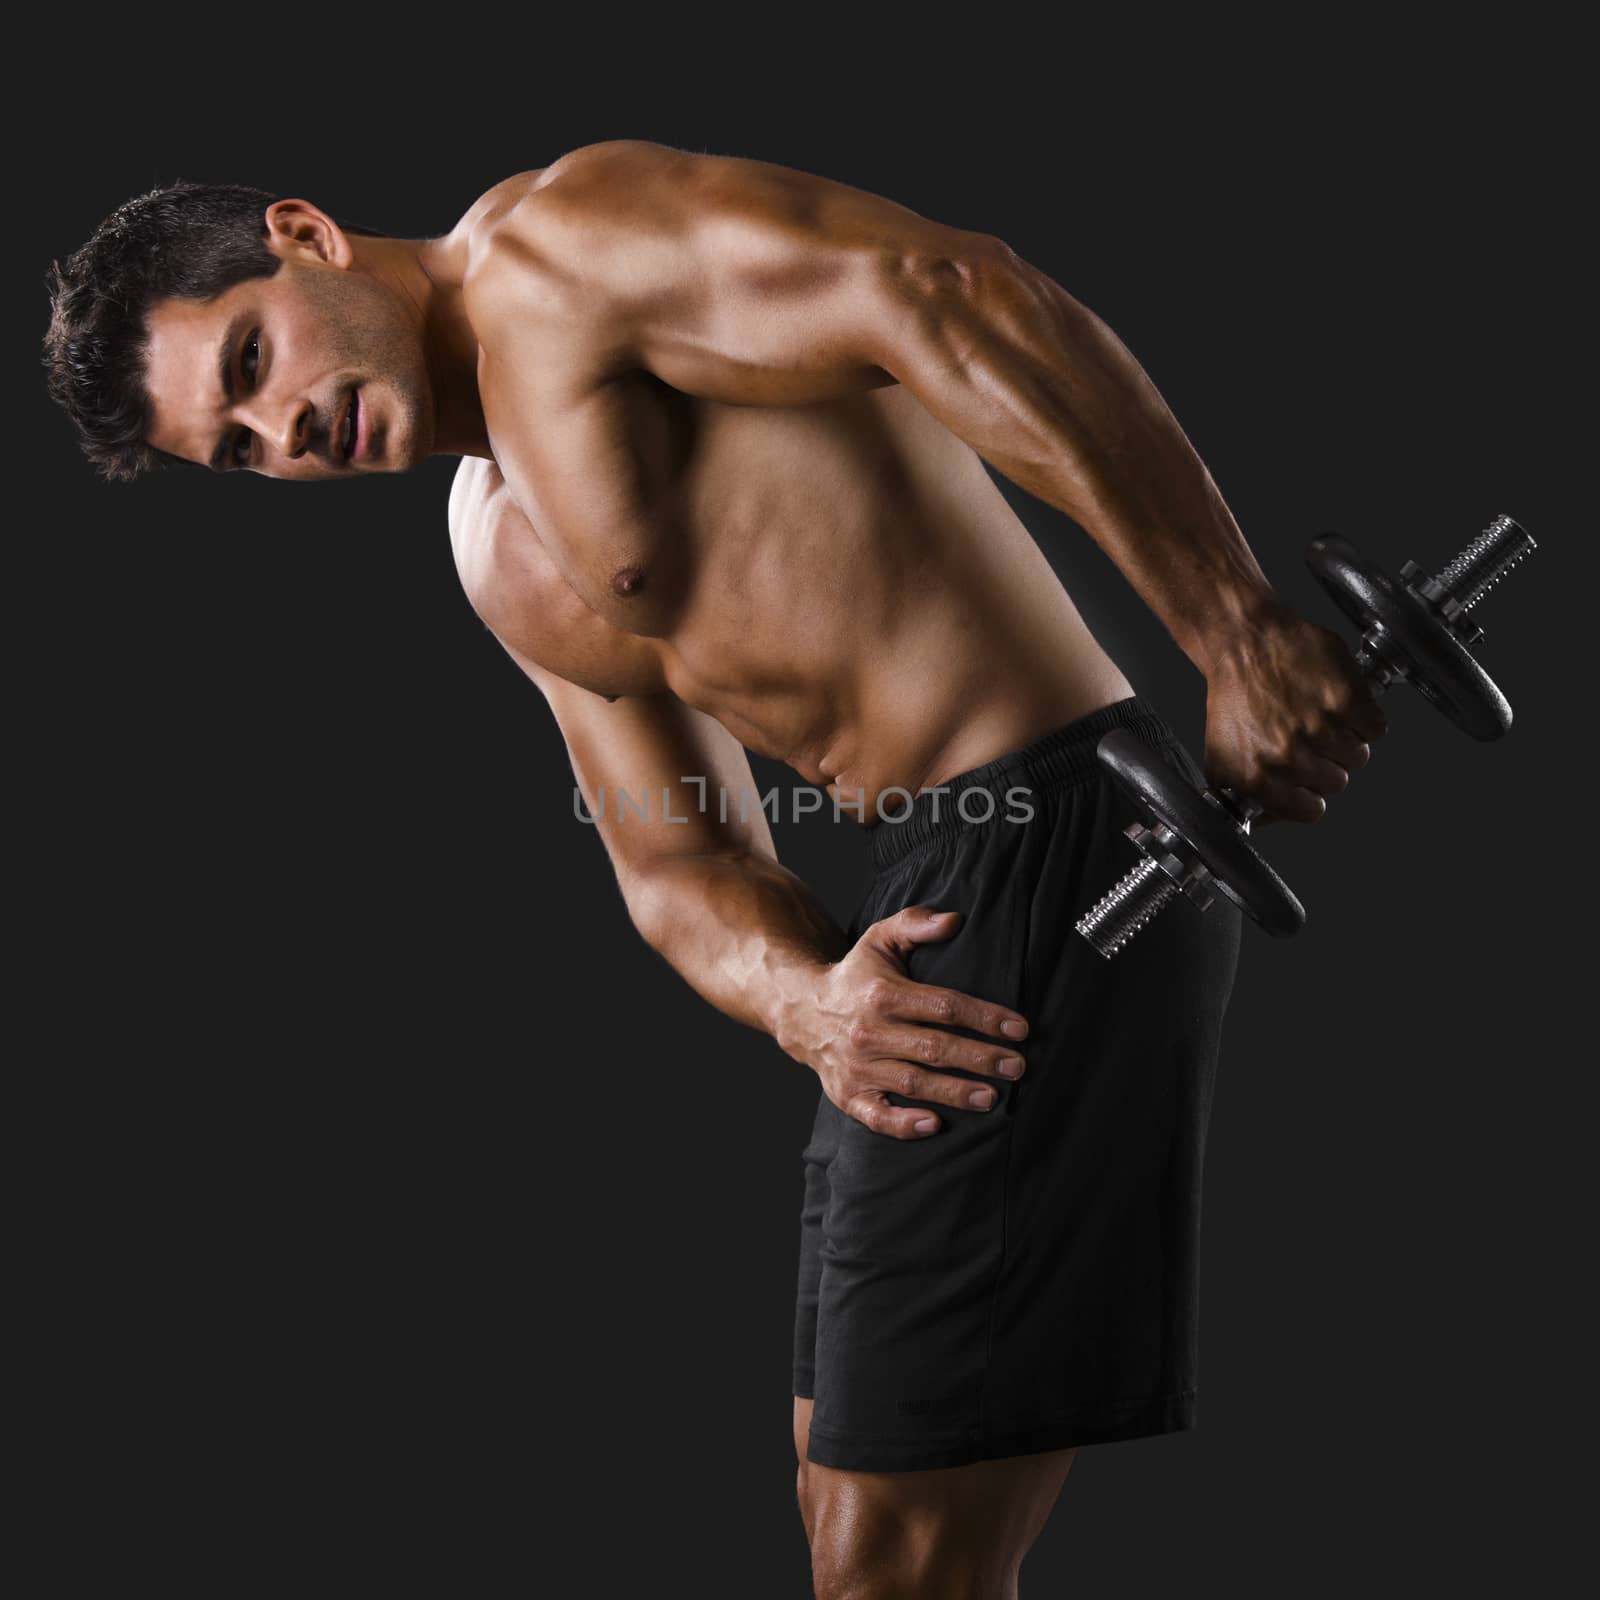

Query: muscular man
[45,140,1385,1597]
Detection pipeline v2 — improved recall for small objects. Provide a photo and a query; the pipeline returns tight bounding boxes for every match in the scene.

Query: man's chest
[479,358,700,638]
[464,344,943,702]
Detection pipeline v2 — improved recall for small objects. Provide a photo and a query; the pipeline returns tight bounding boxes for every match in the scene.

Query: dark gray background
[20,19,1591,1595]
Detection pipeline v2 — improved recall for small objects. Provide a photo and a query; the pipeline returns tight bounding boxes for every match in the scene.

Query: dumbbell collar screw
[1399,560,1486,649]
[1123,819,1217,912]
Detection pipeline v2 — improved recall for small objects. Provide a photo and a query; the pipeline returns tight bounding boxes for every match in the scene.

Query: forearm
[620,848,849,1060]
[892,243,1283,671]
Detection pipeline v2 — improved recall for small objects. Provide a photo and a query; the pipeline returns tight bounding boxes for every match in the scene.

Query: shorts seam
[805,1388,1198,1446]
[974,818,1037,1440]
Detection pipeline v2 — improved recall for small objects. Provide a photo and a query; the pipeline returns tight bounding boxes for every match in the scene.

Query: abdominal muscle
[648,384,1136,819]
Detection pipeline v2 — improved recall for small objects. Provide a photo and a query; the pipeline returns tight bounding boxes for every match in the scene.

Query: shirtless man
[45,139,1385,1597]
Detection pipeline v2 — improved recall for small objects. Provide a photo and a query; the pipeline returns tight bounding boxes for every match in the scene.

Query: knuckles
[861,977,893,1013]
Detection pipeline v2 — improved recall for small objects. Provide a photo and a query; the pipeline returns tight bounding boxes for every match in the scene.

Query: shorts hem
[798,1389,1196,1472]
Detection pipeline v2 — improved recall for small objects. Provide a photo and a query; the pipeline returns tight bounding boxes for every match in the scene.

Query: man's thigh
[794,1395,1077,1588]
[794,705,1241,1476]
[794,752,1241,1471]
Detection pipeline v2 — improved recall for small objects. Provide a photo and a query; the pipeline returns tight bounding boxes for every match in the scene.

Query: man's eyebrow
[207,312,249,472]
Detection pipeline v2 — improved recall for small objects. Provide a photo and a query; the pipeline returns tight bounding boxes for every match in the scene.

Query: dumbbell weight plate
[1305,534,1512,741]
[1097,729,1307,938]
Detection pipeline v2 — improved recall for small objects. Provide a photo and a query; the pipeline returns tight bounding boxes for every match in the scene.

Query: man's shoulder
[520,138,689,209]
[463,142,697,314]
[539,137,686,183]
[460,142,672,225]
[470,142,682,243]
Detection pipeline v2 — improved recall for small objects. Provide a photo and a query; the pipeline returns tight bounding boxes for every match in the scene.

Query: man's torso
[446,160,1133,812]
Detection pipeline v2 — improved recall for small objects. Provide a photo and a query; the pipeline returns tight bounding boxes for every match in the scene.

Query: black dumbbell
[1075,514,1536,958]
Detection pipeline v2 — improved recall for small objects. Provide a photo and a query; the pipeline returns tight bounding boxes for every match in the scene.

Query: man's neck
[349,232,492,459]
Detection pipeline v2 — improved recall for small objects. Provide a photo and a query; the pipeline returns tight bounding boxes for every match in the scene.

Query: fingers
[1312,722,1373,773]
[857,1019,1025,1086]
[845,1068,1014,1138]
[1319,629,1390,742]
[1336,691,1389,744]
[1255,722,1376,826]
[878,977,1029,1043]
[851,1055,1009,1121]
[1251,771,1327,827]
[845,1090,949,1140]
[1290,745,1352,800]
[865,904,964,960]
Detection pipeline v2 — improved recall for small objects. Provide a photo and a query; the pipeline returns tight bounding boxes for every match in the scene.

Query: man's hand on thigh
[779,906,1029,1139]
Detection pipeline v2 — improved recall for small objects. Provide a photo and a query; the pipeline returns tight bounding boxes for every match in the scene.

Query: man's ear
[262,198,354,268]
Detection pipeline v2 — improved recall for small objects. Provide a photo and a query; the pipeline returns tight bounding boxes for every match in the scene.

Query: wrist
[1183,580,1291,678]
[764,950,836,1069]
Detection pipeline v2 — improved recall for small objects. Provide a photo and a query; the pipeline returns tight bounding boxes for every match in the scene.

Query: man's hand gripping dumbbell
[1077,515,1537,956]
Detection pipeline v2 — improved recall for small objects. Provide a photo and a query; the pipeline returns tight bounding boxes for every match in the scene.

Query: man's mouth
[341,388,361,463]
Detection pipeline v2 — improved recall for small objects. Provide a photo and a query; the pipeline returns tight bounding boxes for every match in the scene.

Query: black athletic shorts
[792,694,1243,1472]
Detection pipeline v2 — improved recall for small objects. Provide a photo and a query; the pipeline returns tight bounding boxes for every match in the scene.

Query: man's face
[143,232,434,481]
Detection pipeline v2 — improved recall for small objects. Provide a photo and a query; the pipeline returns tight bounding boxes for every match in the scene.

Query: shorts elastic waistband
[870,694,1178,872]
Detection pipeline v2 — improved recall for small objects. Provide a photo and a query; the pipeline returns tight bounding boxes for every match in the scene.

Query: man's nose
[239,395,313,460]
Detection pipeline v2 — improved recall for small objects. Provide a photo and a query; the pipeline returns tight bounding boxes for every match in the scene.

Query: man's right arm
[500,649,1030,1138]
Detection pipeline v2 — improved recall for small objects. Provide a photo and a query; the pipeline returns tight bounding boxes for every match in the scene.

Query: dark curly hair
[43,181,391,482]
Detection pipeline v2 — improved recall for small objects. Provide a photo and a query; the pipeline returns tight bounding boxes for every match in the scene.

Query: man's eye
[242,334,261,381]
[232,431,253,466]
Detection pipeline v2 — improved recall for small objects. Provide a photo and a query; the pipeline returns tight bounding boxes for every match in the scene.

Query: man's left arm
[508,140,1387,818]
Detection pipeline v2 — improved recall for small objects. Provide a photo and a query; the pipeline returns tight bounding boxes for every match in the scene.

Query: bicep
[500,638,777,879]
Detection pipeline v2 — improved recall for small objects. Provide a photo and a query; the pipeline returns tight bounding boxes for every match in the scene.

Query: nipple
[610,563,646,598]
